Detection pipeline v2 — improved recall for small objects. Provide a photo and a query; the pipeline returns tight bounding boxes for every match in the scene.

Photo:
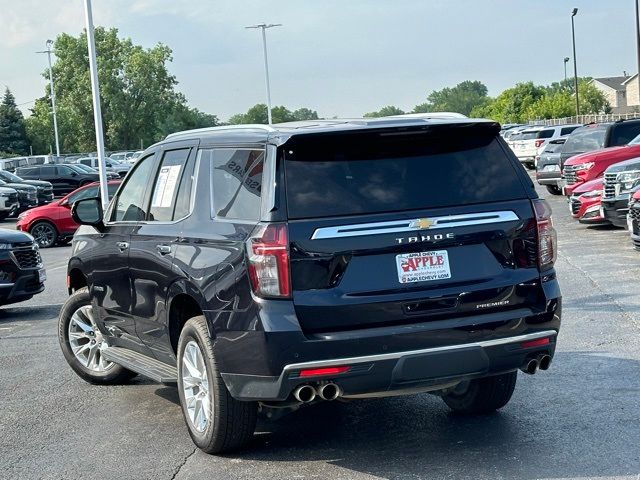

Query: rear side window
[284,128,528,219]
[519,131,540,140]
[203,148,264,220]
[537,129,554,139]
[609,122,640,146]
[563,126,607,153]
[40,166,55,175]
[148,148,191,222]
[80,159,92,166]
[560,126,579,136]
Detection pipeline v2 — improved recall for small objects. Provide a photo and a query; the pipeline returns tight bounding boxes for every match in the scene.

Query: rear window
[560,126,579,136]
[563,126,607,154]
[537,129,554,139]
[609,122,640,146]
[284,128,528,219]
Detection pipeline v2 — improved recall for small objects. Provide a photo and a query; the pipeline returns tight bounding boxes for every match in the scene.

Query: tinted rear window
[538,129,554,139]
[284,128,527,219]
[609,122,640,146]
[519,131,540,140]
[563,126,607,153]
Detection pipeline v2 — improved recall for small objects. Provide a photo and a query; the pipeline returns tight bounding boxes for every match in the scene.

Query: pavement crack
[170,448,197,480]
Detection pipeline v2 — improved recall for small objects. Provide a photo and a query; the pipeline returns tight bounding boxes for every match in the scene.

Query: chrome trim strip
[262,144,277,217]
[311,211,520,240]
[282,330,557,372]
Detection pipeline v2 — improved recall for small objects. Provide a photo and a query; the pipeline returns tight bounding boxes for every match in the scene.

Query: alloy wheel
[31,223,55,248]
[181,340,211,433]
[68,305,112,372]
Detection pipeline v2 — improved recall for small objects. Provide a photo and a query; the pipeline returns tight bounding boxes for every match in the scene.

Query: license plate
[628,215,634,233]
[543,165,560,172]
[599,206,604,218]
[38,269,46,283]
[396,250,451,284]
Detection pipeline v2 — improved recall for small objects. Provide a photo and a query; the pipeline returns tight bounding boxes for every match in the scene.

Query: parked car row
[533,118,640,247]
[504,124,582,170]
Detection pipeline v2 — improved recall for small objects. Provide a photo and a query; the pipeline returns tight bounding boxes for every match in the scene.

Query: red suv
[562,120,640,196]
[16,181,120,248]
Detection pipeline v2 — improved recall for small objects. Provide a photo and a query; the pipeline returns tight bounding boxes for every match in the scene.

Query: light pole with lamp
[571,8,580,117]
[245,23,282,125]
[564,57,570,83]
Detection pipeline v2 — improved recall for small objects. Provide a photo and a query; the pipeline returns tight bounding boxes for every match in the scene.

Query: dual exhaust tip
[293,383,341,403]
[521,354,552,375]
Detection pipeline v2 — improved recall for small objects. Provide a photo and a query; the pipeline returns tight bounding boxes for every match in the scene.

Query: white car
[511,124,581,169]
[0,186,19,220]
[74,156,131,177]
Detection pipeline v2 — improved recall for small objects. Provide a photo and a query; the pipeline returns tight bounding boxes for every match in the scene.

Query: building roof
[593,76,630,91]
[622,74,638,85]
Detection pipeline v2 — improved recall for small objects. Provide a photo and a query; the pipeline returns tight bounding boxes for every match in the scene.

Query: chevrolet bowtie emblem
[411,218,434,230]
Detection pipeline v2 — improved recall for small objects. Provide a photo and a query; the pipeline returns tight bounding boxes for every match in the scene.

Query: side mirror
[71,197,104,231]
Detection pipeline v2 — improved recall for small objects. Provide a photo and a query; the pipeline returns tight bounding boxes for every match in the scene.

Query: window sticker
[152,164,182,208]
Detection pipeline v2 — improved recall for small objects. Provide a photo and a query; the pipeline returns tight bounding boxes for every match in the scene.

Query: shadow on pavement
[0,304,62,323]
[178,351,640,479]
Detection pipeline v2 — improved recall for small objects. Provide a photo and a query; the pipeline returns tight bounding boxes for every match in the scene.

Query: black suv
[0,228,45,305]
[0,170,54,205]
[59,118,561,454]
[16,164,99,196]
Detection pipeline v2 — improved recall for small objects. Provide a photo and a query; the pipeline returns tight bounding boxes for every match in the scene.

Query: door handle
[116,241,129,252]
[156,244,172,255]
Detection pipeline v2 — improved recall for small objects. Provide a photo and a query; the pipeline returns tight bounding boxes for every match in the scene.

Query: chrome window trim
[261,144,277,217]
[282,330,557,372]
[311,211,520,240]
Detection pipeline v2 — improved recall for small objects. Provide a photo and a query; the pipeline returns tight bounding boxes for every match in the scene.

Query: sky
[0,0,637,121]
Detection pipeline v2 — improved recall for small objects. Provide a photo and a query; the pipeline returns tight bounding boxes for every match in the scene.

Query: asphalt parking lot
[1,181,639,480]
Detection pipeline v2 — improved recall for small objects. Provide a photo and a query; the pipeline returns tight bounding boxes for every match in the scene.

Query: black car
[535,138,566,195]
[16,164,100,196]
[0,170,54,205]
[0,229,45,306]
[0,179,38,212]
[601,157,640,227]
[59,118,561,454]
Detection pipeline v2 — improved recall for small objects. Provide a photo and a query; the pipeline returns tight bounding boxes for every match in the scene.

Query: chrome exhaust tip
[318,383,341,401]
[538,354,552,371]
[521,358,538,375]
[293,385,316,403]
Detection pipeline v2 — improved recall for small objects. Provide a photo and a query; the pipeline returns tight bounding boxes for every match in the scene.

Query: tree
[471,82,546,123]
[25,28,217,153]
[228,104,319,124]
[0,88,29,156]
[364,105,405,118]
[414,80,489,116]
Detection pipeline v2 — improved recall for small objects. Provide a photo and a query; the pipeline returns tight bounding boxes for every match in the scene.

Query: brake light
[533,199,557,270]
[534,139,545,148]
[246,223,291,298]
[299,366,350,377]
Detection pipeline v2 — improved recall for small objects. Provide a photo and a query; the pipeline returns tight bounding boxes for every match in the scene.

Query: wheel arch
[67,258,88,295]
[166,280,209,355]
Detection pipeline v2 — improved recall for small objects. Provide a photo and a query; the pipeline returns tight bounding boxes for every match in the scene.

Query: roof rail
[165,124,277,140]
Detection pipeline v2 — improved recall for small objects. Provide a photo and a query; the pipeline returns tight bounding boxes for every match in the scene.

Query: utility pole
[83,0,109,209]
[636,0,640,86]
[571,8,580,117]
[37,40,60,157]
[245,23,282,124]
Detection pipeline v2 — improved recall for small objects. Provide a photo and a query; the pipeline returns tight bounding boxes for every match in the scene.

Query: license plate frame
[38,268,46,283]
[395,250,451,284]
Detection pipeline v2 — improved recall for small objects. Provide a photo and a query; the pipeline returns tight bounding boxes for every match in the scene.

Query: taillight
[534,139,545,148]
[532,199,557,270]
[246,223,291,298]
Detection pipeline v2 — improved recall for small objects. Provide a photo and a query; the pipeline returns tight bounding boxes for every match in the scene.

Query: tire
[442,371,517,414]
[58,287,137,384]
[177,316,257,454]
[546,185,562,195]
[30,221,58,248]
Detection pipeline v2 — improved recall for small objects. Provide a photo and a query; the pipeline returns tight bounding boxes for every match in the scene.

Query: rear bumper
[220,329,559,401]
[211,277,562,401]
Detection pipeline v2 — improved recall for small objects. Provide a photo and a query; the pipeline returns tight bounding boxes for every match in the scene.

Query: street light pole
[37,40,61,158]
[83,0,109,209]
[571,8,580,117]
[245,23,282,125]
[564,57,570,83]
